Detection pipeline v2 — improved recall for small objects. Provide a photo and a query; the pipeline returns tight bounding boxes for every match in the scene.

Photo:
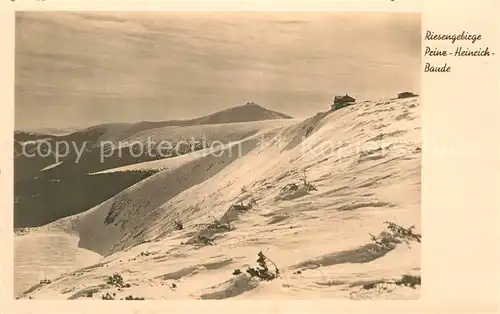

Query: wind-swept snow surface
[16,97,421,300]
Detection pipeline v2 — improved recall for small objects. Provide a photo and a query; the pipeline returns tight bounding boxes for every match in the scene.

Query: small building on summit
[332,94,356,110]
[397,92,418,99]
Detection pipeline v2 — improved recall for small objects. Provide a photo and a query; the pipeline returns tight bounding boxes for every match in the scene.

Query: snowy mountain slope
[17,96,421,299]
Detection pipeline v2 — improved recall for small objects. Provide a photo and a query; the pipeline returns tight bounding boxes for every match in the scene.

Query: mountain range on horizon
[15,102,293,139]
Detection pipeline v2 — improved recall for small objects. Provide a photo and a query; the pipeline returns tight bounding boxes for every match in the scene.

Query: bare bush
[300,170,317,191]
[101,292,145,300]
[244,252,281,281]
[105,274,130,288]
[101,292,115,300]
[196,235,215,246]
[396,275,421,288]
[383,221,421,243]
[172,217,184,230]
[124,295,145,300]
[370,221,421,249]
[276,170,317,201]
[208,214,232,231]
[229,197,257,212]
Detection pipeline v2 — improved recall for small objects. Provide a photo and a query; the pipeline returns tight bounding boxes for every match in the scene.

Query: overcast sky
[15,12,421,132]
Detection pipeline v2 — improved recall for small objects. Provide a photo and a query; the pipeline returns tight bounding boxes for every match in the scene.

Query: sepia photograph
[14,11,421,300]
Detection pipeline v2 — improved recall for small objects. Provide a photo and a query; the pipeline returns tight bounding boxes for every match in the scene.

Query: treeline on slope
[14,170,158,228]
[14,131,55,142]
[14,135,208,182]
[14,128,110,182]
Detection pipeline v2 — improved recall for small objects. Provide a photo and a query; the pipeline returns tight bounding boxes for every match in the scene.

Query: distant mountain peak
[17,103,293,144]
[176,102,293,126]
